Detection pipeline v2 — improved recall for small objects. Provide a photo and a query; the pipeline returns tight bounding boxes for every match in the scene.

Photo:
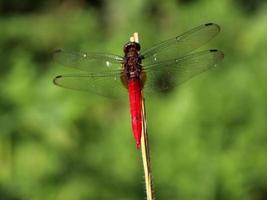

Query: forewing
[142,49,224,93]
[53,72,128,98]
[53,49,124,72]
[141,23,220,65]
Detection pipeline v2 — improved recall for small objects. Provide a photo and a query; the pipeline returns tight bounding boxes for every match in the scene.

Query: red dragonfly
[53,23,224,149]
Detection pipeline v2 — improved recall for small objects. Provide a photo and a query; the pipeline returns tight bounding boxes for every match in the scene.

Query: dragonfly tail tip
[136,142,141,149]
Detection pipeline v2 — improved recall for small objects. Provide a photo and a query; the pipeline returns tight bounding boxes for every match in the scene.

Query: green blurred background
[1,0,267,199]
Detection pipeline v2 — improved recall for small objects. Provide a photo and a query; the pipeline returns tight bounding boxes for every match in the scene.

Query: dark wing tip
[205,22,221,32]
[210,49,224,60]
[52,49,64,61]
[53,75,62,85]
[210,49,218,52]
[205,22,214,26]
[53,49,63,53]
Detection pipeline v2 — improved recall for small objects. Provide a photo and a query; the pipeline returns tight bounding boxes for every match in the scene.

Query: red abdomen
[128,78,142,149]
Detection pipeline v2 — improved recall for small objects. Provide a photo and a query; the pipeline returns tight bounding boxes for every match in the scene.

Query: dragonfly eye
[124,42,141,53]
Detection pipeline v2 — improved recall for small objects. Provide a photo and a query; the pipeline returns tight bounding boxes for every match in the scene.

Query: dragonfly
[53,23,224,149]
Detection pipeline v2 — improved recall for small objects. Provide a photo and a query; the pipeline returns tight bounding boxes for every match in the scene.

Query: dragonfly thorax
[123,42,142,80]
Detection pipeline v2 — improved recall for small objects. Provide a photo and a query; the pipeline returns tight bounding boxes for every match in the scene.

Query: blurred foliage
[0,0,267,199]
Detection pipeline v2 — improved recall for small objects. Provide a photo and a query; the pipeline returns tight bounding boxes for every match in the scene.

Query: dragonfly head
[124,42,141,54]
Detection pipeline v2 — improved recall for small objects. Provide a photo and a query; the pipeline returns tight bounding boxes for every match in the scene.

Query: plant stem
[141,97,154,200]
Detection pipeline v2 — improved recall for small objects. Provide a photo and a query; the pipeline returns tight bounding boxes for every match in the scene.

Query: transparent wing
[53,49,124,73]
[53,72,128,98]
[142,49,224,93]
[141,23,220,65]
